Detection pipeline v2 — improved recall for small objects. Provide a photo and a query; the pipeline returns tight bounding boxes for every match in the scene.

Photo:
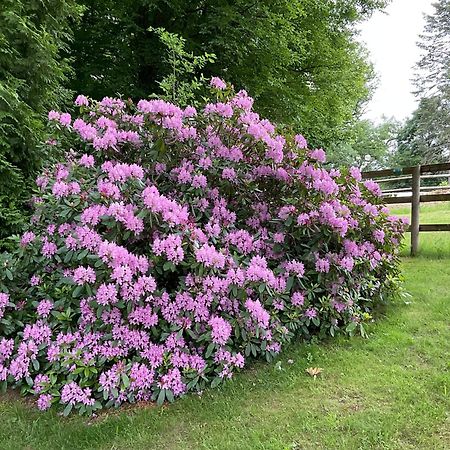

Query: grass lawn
[391,201,450,257]
[0,205,449,450]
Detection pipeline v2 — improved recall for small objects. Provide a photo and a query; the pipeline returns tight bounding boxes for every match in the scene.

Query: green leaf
[165,389,174,403]
[286,276,294,291]
[163,261,175,272]
[122,373,130,388]
[32,359,40,371]
[63,403,73,416]
[72,285,83,298]
[64,251,73,263]
[205,342,215,359]
[157,389,166,406]
[77,249,89,260]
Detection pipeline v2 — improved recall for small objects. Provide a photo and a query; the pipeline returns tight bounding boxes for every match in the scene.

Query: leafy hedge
[0,80,406,414]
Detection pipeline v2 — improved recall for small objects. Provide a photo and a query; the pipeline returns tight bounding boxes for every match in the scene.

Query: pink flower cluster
[0,78,406,415]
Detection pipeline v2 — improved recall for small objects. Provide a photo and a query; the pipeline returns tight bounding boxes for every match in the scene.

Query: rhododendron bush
[0,79,407,415]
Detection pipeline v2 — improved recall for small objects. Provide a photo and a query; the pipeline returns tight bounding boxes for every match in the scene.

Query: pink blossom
[222,167,236,181]
[73,266,96,285]
[195,244,226,269]
[294,134,308,149]
[37,300,53,317]
[210,77,227,90]
[152,234,184,264]
[304,308,317,319]
[209,316,232,345]
[315,257,330,273]
[61,381,94,406]
[79,154,95,167]
[52,181,69,198]
[37,394,52,410]
[245,299,270,328]
[96,283,118,305]
[292,292,305,307]
[48,110,60,121]
[75,95,89,107]
[309,148,326,163]
[59,113,71,127]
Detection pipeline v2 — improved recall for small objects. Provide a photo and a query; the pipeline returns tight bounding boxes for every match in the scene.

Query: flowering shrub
[0,79,407,415]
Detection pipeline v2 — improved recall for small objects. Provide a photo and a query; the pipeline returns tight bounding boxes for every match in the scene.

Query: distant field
[389,201,450,258]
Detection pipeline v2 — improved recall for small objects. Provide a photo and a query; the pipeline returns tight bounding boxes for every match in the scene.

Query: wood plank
[383,185,450,194]
[419,224,450,232]
[410,165,420,256]
[420,172,450,180]
[420,162,450,174]
[362,162,450,179]
[381,192,450,204]
[405,224,450,232]
[420,193,450,202]
[382,192,450,204]
[362,168,412,179]
[382,196,412,204]
[377,175,412,183]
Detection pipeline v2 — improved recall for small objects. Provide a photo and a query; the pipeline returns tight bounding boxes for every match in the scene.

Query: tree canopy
[398,0,450,164]
[0,0,391,247]
[0,0,82,244]
[327,117,400,169]
[68,0,387,148]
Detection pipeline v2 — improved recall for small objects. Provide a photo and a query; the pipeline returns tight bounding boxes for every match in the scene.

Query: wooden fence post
[411,165,421,256]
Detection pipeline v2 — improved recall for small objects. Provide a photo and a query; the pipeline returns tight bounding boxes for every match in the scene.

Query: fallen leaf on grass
[306,367,323,379]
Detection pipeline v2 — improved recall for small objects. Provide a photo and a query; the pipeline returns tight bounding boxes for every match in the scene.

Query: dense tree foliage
[0,0,393,248]
[395,96,450,166]
[68,0,387,148]
[397,0,450,164]
[0,0,82,245]
[415,0,450,97]
[327,118,400,169]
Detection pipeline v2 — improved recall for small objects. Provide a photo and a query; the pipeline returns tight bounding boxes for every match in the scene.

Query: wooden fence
[362,163,450,256]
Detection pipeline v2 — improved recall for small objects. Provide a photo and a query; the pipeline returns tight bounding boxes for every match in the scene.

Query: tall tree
[415,0,450,97]
[399,0,450,164]
[0,0,82,245]
[395,96,450,165]
[327,117,401,168]
[68,0,387,148]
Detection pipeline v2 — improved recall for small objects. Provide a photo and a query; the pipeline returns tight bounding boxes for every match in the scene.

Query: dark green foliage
[414,0,450,98]
[150,27,216,107]
[69,0,387,148]
[0,0,82,246]
[327,118,401,169]
[395,96,450,166]
[0,0,389,245]
[397,0,450,165]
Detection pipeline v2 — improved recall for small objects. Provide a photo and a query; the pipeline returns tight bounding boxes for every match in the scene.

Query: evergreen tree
[0,0,82,245]
[399,0,450,164]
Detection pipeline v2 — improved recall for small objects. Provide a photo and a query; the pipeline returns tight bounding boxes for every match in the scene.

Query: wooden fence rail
[362,163,450,256]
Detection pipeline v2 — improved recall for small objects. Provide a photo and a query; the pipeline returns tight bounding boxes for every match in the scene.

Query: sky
[359,0,436,123]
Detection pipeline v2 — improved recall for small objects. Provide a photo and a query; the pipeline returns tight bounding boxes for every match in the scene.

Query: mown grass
[390,201,450,257]
[0,205,449,450]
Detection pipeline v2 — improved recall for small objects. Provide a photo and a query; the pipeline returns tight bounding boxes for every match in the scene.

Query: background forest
[1,0,449,246]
